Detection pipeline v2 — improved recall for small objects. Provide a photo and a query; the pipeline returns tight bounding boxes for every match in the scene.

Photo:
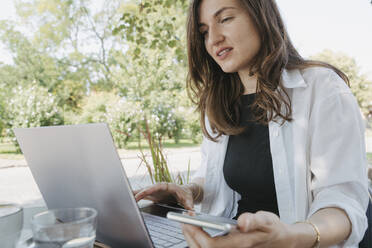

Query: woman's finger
[134,185,160,201]
[134,188,150,201]
[134,182,194,209]
[162,183,193,209]
[182,226,202,248]
[174,186,194,210]
[181,198,194,210]
[237,212,254,232]
[132,188,141,196]
[134,183,170,202]
[237,211,276,233]
[182,224,212,248]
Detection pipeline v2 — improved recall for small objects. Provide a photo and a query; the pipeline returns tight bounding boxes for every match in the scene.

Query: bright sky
[277,0,372,78]
[0,0,371,78]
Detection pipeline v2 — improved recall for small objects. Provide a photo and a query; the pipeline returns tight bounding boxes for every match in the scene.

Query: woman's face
[198,0,261,74]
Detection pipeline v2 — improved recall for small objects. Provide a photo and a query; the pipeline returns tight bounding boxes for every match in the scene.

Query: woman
[134,0,369,247]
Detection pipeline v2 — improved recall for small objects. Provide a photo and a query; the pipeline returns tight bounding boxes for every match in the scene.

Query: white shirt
[192,67,369,247]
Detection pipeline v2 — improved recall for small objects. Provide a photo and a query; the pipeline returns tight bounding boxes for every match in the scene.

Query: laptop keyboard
[143,213,188,248]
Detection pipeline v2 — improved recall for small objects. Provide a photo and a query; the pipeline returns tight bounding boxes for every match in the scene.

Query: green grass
[0,143,18,154]
[124,138,200,150]
[0,139,201,160]
[0,143,24,160]
[0,153,24,160]
[1,141,370,163]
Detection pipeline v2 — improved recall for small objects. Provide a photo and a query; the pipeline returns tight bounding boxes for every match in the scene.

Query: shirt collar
[281,68,307,88]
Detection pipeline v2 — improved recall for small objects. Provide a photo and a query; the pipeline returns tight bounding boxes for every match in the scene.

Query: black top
[223,93,279,219]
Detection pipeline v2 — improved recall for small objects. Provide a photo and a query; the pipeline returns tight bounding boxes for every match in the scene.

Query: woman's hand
[182,211,300,248]
[133,182,194,210]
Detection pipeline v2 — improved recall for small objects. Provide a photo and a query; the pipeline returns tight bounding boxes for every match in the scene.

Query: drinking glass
[31,207,97,248]
[0,203,23,248]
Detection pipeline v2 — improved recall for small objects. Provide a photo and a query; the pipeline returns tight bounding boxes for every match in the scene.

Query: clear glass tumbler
[0,203,23,248]
[31,207,97,248]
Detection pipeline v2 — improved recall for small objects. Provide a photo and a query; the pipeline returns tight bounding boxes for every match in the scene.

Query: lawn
[1,139,371,163]
[0,142,24,159]
[0,143,18,153]
[124,139,200,150]
[0,139,201,160]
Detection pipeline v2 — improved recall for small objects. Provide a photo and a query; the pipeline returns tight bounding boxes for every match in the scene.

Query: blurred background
[0,0,371,206]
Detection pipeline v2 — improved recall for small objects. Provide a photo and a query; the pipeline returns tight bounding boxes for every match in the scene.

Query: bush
[64,91,199,148]
[0,101,5,137]
[77,91,121,124]
[182,108,202,144]
[147,103,185,144]
[4,83,63,145]
[76,91,140,148]
[0,83,7,137]
[106,98,141,149]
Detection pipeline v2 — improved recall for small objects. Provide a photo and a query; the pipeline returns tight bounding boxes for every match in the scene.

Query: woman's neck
[239,69,258,94]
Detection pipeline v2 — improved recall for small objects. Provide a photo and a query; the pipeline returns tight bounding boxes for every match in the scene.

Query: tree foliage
[2,0,370,149]
[0,0,198,183]
[0,0,200,146]
[311,50,372,117]
[111,0,191,142]
[4,83,63,144]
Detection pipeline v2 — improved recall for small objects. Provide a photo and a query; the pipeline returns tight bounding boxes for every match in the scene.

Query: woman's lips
[217,48,233,60]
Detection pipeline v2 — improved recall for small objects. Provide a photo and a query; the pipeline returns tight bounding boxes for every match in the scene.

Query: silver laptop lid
[14,123,153,248]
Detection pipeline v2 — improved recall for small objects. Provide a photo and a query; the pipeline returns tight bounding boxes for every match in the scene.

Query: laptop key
[143,213,188,247]
[154,245,166,248]
[168,237,182,243]
[171,241,188,248]
[154,239,167,245]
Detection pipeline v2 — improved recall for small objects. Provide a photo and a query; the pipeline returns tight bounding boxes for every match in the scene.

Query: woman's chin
[220,65,237,74]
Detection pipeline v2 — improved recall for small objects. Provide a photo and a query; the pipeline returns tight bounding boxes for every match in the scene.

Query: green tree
[0,20,87,113]
[311,50,372,116]
[0,0,201,146]
[0,0,130,120]
[112,0,191,143]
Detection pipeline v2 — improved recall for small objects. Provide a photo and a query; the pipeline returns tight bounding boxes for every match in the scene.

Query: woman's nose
[207,26,224,47]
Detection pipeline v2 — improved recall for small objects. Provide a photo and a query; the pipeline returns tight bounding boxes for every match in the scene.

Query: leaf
[112,24,125,35]
[168,40,177,48]
[134,47,141,56]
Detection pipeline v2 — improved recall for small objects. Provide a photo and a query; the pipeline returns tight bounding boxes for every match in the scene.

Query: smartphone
[166,211,237,233]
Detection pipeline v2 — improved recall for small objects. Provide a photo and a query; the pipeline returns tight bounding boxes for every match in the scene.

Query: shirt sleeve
[307,74,369,246]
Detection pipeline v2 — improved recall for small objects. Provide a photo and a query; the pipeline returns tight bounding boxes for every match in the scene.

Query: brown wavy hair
[186,0,349,142]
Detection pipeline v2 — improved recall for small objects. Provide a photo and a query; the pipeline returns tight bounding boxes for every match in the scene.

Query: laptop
[14,123,223,248]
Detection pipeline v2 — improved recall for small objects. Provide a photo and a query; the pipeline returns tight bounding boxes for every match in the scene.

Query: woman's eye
[221,17,233,23]
[201,31,208,37]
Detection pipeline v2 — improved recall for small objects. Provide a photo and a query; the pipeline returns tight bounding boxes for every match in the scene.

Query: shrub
[106,98,141,148]
[4,83,63,145]
[0,101,5,137]
[77,91,121,124]
[147,103,185,144]
[181,108,202,144]
[77,91,140,148]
